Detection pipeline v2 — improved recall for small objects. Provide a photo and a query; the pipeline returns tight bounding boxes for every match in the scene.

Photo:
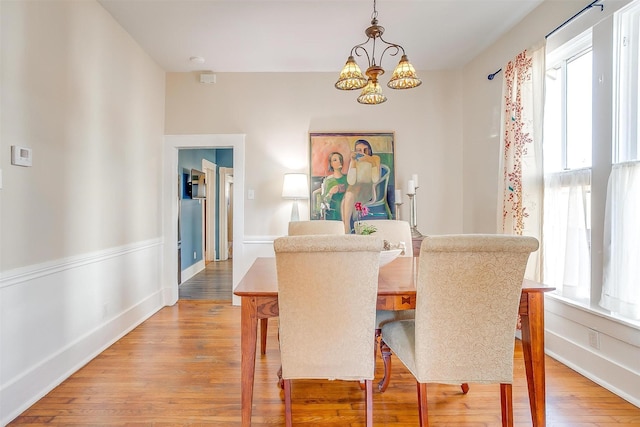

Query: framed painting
[309,132,396,230]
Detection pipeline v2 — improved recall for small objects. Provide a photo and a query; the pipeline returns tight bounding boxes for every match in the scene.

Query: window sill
[546,292,640,331]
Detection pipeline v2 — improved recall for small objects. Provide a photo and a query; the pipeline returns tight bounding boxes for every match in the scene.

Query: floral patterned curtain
[497,44,545,281]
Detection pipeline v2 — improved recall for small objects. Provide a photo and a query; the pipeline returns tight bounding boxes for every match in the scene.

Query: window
[600,0,640,321]
[544,31,593,172]
[543,0,640,322]
[614,0,640,163]
[543,30,593,302]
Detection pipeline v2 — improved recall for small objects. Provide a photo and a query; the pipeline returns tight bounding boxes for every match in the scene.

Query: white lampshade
[282,173,309,199]
[282,173,308,222]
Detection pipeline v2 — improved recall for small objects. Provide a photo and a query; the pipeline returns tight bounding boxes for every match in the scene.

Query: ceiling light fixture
[335,0,422,105]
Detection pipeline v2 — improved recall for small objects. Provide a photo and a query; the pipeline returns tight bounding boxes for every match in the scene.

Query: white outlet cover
[588,329,600,349]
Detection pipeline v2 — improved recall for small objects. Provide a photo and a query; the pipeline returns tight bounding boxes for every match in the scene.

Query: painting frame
[309,132,396,228]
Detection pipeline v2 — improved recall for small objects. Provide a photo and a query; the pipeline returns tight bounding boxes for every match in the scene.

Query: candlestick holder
[394,202,403,221]
[407,189,424,238]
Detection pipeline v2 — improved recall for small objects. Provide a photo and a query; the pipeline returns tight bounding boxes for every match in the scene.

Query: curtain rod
[487,0,604,80]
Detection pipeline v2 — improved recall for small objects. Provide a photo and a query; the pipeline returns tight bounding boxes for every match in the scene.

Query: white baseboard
[546,330,640,408]
[180,259,205,283]
[1,292,164,424]
[0,239,165,425]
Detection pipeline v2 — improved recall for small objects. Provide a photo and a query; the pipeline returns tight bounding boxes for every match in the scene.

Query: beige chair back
[369,220,413,256]
[288,220,345,236]
[274,234,383,380]
[414,234,538,384]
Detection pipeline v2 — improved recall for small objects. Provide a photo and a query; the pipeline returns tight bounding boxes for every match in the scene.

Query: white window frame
[545,30,593,172]
[613,0,640,163]
[543,30,593,303]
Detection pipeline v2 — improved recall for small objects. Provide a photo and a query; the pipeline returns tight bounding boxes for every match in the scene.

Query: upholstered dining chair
[288,220,345,236]
[380,234,539,426]
[274,234,383,427]
[258,220,345,355]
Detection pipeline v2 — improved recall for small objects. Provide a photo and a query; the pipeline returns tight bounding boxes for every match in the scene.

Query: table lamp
[282,173,309,221]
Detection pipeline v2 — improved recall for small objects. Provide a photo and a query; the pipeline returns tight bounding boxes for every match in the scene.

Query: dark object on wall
[188,169,207,199]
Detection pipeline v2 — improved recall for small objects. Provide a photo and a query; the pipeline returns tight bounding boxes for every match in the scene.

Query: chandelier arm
[378,42,404,69]
[351,44,373,68]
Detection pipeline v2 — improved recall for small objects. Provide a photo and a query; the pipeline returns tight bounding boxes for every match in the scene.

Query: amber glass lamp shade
[387,55,422,89]
[335,56,368,90]
[357,79,387,105]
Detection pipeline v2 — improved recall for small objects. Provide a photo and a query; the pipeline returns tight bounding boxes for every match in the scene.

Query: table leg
[260,318,268,355]
[520,292,546,427]
[241,297,258,427]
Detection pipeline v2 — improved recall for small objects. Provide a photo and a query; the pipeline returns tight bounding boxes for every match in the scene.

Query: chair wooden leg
[461,383,470,394]
[277,365,284,389]
[500,383,513,427]
[417,382,428,427]
[260,318,268,355]
[362,330,380,391]
[365,379,373,427]
[284,379,292,427]
[378,338,392,392]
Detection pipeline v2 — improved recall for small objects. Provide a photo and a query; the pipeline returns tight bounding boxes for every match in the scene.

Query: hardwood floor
[9,300,640,426]
[179,259,232,300]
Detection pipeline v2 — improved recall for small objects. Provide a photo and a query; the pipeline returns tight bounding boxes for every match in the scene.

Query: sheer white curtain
[543,168,591,299]
[497,44,545,281]
[600,161,640,320]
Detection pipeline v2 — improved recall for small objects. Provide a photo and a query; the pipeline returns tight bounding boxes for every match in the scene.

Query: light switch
[248,189,255,200]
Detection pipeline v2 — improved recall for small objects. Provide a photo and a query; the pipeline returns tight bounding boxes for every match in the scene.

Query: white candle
[407,180,415,195]
[411,173,419,188]
[395,189,402,204]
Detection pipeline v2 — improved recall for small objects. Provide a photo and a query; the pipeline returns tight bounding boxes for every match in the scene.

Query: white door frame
[202,159,217,262]
[218,167,233,261]
[163,134,245,306]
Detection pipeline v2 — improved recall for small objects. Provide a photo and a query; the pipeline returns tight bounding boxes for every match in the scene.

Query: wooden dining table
[234,256,555,427]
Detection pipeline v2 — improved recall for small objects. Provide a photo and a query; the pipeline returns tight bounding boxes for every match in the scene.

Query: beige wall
[1,2,167,421]
[165,71,464,237]
[1,0,165,270]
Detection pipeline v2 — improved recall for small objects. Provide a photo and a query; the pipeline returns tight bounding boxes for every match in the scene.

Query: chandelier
[335,0,422,105]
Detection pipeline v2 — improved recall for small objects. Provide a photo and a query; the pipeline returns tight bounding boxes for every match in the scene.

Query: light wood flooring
[179,259,233,300]
[9,299,640,425]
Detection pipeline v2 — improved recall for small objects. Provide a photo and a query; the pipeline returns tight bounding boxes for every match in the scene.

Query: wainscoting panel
[0,239,165,425]
[544,297,640,408]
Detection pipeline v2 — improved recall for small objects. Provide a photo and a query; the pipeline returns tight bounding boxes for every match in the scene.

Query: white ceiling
[98,0,544,73]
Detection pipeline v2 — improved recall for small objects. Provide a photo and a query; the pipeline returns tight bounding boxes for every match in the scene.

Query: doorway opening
[176,148,233,300]
[163,134,245,306]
